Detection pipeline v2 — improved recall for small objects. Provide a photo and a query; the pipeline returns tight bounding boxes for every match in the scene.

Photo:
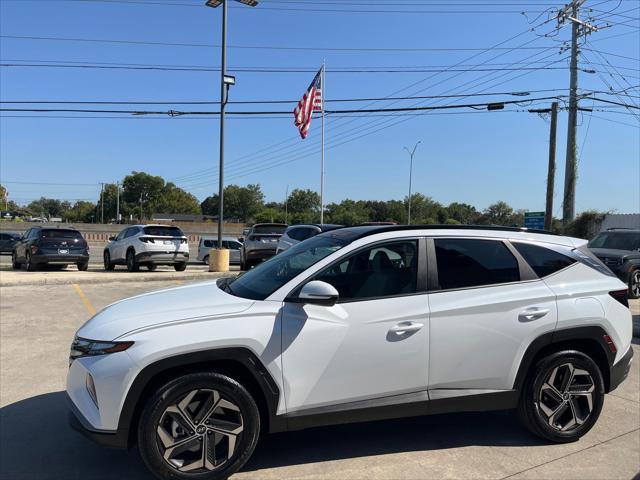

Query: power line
[0,88,567,105]
[0,34,562,52]
[14,0,555,13]
[0,62,575,74]
[0,95,571,115]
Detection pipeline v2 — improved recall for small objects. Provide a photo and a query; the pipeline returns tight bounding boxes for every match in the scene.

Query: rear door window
[512,242,576,277]
[434,238,520,290]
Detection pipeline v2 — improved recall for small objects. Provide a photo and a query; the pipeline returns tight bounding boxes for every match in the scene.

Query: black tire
[518,350,604,443]
[126,249,139,272]
[203,255,210,266]
[628,268,640,299]
[11,251,21,269]
[104,250,115,271]
[25,251,37,271]
[174,262,187,272]
[77,261,89,272]
[147,263,158,272]
[137,372,261,480]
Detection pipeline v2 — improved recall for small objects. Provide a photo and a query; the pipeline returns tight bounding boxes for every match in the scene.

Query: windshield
[227,235,348,300]
[588,232,640,251]
[252,225,287,235]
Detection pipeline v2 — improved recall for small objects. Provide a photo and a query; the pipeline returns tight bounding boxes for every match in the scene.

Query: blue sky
[1,0,639,215]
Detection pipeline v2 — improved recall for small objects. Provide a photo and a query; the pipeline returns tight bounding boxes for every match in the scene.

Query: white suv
[68,226,633,480]
[103,224,189,272]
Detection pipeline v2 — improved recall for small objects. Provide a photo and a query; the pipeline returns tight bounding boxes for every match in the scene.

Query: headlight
[69,337,134,365]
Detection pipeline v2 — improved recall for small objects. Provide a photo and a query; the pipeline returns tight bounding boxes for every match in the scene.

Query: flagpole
[320,61,325,225]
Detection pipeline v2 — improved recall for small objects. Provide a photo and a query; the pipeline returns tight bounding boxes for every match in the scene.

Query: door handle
[389,321,424,335]
[518,307,550,322]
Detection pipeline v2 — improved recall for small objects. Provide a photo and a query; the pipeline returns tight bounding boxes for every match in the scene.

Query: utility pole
[284,184,289,224]
[116,182,120,224]
[403,141,421,225]
[545,102,558,231]
[100,183,105,224]
[139,193,143,222]
[558,0,596,225]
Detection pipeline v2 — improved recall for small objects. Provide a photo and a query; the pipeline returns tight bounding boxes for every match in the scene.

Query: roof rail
[348,224,560,239]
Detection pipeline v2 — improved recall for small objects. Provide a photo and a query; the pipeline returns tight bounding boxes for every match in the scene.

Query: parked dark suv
[12,227,90,271]
[588,228,640,298]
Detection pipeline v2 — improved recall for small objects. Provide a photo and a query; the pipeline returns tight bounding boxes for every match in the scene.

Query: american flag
[293,68,323,139]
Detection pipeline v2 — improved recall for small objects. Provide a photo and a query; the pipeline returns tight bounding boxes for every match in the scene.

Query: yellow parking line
[72,284,96,316]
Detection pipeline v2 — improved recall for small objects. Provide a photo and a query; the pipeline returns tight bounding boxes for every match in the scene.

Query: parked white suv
[68,226,633,480]
[103,224,189,272]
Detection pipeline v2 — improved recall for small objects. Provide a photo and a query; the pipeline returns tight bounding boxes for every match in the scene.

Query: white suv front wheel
[138,372,261,480]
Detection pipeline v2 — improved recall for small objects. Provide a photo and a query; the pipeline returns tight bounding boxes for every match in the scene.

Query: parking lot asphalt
[0,280,638,480]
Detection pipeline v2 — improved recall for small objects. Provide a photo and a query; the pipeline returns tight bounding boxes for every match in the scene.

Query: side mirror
[297,281,339,307]
[238,237,244,243]
[109,235,116,241]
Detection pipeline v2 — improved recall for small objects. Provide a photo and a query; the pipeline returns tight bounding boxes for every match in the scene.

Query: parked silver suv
[276,224,343,254]
[239,223,287,270]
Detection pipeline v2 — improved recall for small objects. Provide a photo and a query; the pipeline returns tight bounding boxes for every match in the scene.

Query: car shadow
[0,392,151,480]
[243,409,542,472]
[1,391,543,479]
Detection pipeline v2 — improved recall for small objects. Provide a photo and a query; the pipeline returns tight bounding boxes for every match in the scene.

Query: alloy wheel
[156,389,244,473]
[631,270,640,298]
[536,362,595,432]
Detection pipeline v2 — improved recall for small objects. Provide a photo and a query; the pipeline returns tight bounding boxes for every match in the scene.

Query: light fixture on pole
[205,0,258,271]
[403,141,421,225]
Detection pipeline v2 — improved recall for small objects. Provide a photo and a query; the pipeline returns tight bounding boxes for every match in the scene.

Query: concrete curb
[0,271,239,287]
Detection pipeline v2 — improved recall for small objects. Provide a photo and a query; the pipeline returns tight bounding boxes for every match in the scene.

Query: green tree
[287,189,320,223]
[96,183,121,222]
[325,200,370,225]
[255,207,285,223]
[201,184,265,221]
[156,183,201,215]
[122,171,165,220]
[406,194,443,224]
[447,202,479,224]
[479,201,515,225]
[67,201,96,223]
[26,198,72,219]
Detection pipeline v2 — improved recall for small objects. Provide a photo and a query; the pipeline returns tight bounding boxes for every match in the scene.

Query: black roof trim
[320,224,560,243]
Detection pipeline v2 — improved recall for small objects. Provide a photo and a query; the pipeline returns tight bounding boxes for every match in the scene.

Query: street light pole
[217,0,228,250]
[403,141,421,225]
[205,0,257,271]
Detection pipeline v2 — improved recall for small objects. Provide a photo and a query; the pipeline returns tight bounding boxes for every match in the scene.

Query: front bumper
[609,345,634,392]
[135,251,189,265]
[67,394,129,449]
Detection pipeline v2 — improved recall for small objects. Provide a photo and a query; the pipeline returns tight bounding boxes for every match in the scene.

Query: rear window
[143,226,184,237]
[40,229,83,240]
[588,232,640,251]
[512,242,576,277]
[252,225,287,235]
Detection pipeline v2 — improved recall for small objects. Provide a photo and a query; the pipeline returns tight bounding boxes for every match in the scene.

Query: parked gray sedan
[276,224,343,254]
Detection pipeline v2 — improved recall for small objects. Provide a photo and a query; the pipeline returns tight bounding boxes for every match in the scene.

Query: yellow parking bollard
[209,248,229,272]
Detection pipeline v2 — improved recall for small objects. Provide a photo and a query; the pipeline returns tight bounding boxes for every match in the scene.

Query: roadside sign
[524,211,545,230]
